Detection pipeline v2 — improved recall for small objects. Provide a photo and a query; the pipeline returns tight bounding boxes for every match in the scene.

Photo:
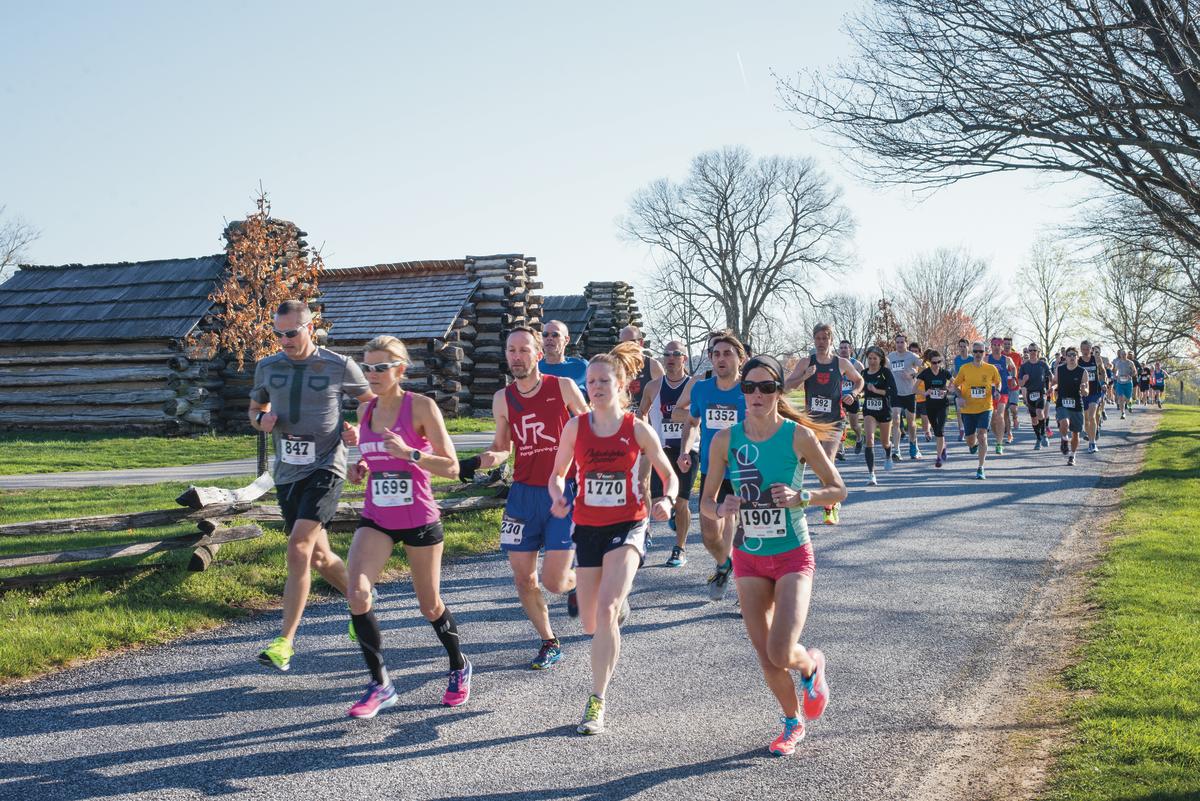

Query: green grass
[0,476,501,682]
[0,432,260,474]
[442,416,495,435]
[1046,405,1200,800]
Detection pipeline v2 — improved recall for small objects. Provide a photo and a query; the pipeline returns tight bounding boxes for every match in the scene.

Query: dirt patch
[898,410,1158,801]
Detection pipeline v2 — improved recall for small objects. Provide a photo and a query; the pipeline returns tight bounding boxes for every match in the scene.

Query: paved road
[0,433,497,489]
[0,410,1157,800]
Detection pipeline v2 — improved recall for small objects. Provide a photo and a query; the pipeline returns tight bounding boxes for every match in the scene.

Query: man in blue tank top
[538,319,589,397]
[672,333,747,601]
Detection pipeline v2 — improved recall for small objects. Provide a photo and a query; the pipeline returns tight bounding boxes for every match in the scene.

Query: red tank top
[572,412,646,527]
[506,376,572,486]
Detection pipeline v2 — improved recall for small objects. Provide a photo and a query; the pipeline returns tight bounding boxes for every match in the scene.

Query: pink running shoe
[442,659,472,707]
[801,648,829,721]
[768,717,806,756]
[348,681,398,719]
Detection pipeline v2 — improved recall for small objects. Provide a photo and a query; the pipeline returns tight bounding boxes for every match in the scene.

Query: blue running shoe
[665,546,687,568]
[532,639,563,670]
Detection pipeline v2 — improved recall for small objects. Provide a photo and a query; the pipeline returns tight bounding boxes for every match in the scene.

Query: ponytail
[590,341,646,410]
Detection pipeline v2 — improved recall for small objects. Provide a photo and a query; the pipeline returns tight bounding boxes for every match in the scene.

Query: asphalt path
[0,409,1157,800]
[0,433,497,490]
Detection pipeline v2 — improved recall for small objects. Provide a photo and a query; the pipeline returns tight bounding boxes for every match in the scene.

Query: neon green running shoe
[257,636,294,671]
[577,694,606,735]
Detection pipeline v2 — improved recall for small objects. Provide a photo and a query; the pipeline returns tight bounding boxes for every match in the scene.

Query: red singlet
[505,377,572,486]
[572,412,646,527]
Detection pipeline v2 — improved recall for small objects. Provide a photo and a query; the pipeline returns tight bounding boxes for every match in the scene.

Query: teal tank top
[728,419,809,556]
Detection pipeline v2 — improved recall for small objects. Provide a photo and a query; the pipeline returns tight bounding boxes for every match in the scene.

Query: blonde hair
[590,341,645,409]
[363,335,410,364]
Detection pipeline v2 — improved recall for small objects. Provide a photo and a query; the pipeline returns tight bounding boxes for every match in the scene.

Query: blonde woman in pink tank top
[343,336,470,719]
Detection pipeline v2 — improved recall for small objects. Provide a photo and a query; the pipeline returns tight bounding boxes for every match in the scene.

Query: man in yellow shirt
[952,340,1002,480]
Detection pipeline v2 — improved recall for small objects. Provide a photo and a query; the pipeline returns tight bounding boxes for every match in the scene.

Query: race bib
[705,404,738,430]
[1085,366,1097,380]
[500,515,525,545]
[740,505,787,538]
[584,471,627,507]
[970,386,987,399]
[1029,391,1041,402]
[927,389,946,400]
[1061,397,1077,409]
[865,396,884,411]
[841,379,854,393]
[370,471,413,507]
[810,396,832,414]
[661,421,684,439]
[280,435,315,465]
[890,360,905,372]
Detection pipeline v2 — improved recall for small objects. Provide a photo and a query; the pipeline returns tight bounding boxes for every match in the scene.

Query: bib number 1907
[740,506,786,538]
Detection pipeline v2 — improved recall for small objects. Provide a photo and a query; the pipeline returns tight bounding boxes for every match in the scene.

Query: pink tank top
[357,394,440,530]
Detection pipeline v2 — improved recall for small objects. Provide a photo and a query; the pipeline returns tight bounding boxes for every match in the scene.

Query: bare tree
[622,146,854,349]
[780,1,1200,284]
[0,206,39,280]
[793,291,877,357]
[1086,247,1195,361]
[890,248,996,355]
[1015,238,1084,355]
[639,254,722,363]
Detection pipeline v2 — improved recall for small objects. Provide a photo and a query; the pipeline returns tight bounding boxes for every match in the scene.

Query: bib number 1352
[585,471,627,507]
[706,405,738,430]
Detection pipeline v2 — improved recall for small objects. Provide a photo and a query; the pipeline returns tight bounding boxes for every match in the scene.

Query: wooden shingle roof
[0,256,225,342]
[319,261,478,343]
[543,294,593,337]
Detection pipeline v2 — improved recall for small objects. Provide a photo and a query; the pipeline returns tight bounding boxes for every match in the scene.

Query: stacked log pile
[582,281,643,357]
[461,255,543,416]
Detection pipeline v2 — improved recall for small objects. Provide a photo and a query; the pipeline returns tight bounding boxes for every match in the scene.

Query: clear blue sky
[2,1,1085,304]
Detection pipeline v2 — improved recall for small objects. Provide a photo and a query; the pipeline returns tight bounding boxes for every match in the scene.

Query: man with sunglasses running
[639,340,699,567]
[539,319,589,397]
[250,300,374,671]
[952,341,1002,480]
[673,334,747,600]
[785,323,863,525]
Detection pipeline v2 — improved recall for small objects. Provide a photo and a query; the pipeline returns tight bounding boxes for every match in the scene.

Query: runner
[837,339,866,461]
[549,342,677,735]
[909,342,932,444]
[618,324,664,413]
[343,336,470,718]
[952,338,972,442]
[701,354,845,756]
[1003,336,1023,439]
[1017,344,1053,450]
[1053,346,1089,466]
[1077,340,1107,453]
[672,333,747,600]
[639,339,698,567]
[952,340,1002,480]
[1152,361,1168,408]
[915,351,952,468]
[859,346,897,486]
[1111,348,1137,419]
[985,337,1017,455]
[783,323,862,524]
[1097,345,1115,413]
[539,319,589,397]
[250,299,374,672]
[464,326,589,669]
[887,333,922,461]
[1137,360,1151,406]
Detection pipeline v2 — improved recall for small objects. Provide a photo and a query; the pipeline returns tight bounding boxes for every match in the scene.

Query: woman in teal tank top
[700,355,847,756]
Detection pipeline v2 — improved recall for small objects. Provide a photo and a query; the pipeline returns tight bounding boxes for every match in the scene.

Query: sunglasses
[544,332,562,338]
[930,360,942,364]
[972,349,985,354]
[359,361,404,373]
[663,350,686,357]
[740,379,781,395]
[273,327,305,338]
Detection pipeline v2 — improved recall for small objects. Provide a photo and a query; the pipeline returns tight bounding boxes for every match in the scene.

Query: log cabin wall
[582,281,643,358]
[462,255,543,416]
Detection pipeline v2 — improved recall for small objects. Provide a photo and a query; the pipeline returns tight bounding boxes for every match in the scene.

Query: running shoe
[835,450,845,462]
[567,588,579,619]
[822,506,835,525]
[531,639,563,670]
[768,717,807,756]
[347,680,397,719]
[800,648,829,720]
[935,455,943,468]
[257,636,294,671]
[617,597,632,626]
[891,450,901,463]
[976,467,986,480]
[969,444,978,455]
[645,532,654,552]
[831,503,840,524]
[1060,439,1069,455]
[707,558,733,601]
[1120,411,1126,420]
[995,443,1004,455]
[867,472,878,486]
[924,432,933,443]
[1088,442,1097,454]
[577,694,605,735]
[883,453,894,470]
[1101,409,1108,422]
[1034,439,1042,451]
[1067,454,1076,466]
[667,515,677,532]
[958,429,965,442]
[442,659,473,707]
[665,546,687,568]
[854,439,863,454]
[909,442,919,461]
[940,447,948,462]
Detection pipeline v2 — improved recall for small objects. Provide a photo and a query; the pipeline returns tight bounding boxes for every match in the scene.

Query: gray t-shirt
[887,351,922,396]
[251,348,370,484]
[1113,358,1136,382]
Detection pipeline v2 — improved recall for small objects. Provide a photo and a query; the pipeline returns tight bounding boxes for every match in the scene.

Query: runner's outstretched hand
[341,420,358,447]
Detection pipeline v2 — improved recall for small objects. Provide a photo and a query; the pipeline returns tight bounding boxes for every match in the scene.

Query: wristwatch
[797,489,811,508]
[255,410,266,425]
[409,449,423,462]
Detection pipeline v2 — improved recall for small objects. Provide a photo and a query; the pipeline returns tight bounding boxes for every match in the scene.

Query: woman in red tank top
[549,342,678,736]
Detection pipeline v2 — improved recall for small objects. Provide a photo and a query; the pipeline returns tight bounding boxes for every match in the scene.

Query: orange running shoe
[769,716,806,756]
[801,648,829,721]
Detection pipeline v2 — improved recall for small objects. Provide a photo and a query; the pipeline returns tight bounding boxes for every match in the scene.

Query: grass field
[0,476,502,682]
[0,417,496,475]
[1046,406,1200,800]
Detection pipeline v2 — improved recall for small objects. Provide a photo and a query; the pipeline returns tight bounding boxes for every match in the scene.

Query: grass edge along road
[0,477,502,683]
[1046,405,1200,801]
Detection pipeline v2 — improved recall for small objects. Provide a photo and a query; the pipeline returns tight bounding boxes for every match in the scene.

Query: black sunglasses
[930,359,942,364]
[972,349,985,354]
[544,331,563,338]
[359,361,404,373]
[663,350,686,357]
[741,379,781,395]
[273,327,304,338]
